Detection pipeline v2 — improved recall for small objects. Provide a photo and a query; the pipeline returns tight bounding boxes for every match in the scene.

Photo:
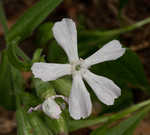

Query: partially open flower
[28,95,68,119]
[42,97,61,119]
[31,18,126,120]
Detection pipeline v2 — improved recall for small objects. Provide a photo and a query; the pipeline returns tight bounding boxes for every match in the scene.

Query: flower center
[71,59,85,74]
[75,64,81,71]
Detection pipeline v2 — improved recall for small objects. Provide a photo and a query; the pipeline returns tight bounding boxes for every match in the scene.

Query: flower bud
[42,97,62,119]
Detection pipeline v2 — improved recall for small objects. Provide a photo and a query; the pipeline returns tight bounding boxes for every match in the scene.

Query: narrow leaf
[91,106,150,135]
[7,0,62,43]
[0,2,8,36]
[29,112,53,135]
[16,108,34,135]
[68,99,150,131]
[0,51,15,110]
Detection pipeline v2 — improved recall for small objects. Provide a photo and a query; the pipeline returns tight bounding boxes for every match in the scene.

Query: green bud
[33,78,55,99]
[52,78,71,97]
[32,48,43,63]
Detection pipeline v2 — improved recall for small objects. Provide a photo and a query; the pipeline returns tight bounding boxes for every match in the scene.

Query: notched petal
[82,70,121,105]
[31,62,71,82]
[69,72,92,120]
[52,18,79,62]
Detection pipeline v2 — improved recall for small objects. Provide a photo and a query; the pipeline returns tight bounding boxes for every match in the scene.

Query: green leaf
[47,41,68,63]
[68,99,150,131]
[35,22,53,46]
[0,51,15,110]
[20,92,41,111]
[44,114,68,135]
[91,106,150,135]
[91,48,150,92]
[16,108,34,135]
[10,65,25,96]
[29,112,53,135]
[7,39,32,71]
[0,2,9,37]
[7,0,62,43]
[0,2,31,71]
[91,125,108,135]
[0,50,24,110]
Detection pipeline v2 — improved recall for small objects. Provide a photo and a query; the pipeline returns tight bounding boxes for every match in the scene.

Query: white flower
[31,18,126,120]
[28,95,68,119]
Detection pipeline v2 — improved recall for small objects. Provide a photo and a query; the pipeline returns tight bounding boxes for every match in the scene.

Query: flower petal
[83,40,125,68]
[42,97,61,119]
[52,18,79,63]
[69,72,92,120]
[82,70,121,105]
[31,62,71,82]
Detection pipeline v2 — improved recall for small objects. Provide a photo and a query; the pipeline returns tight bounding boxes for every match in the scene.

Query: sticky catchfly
[31,18,126,120]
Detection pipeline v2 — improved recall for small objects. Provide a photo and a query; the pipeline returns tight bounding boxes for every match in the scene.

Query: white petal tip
[120,48,126,57]
[69,73,92,120]
[52,18,79,62]
[82,70,121,106]
[104,100,115,106]
[31,63,48,82]
[101,91,121,106]
[31,63,71,82]
[71,115,90,120]
[83,40,126,67]
[70,109,91,120]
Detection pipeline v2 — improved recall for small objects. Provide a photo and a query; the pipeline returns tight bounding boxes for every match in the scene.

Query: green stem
[7,40,32,71]
[110,17,150,34]
[69,98,150,131]
[16,46,31,63]
[84,17,150,37]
